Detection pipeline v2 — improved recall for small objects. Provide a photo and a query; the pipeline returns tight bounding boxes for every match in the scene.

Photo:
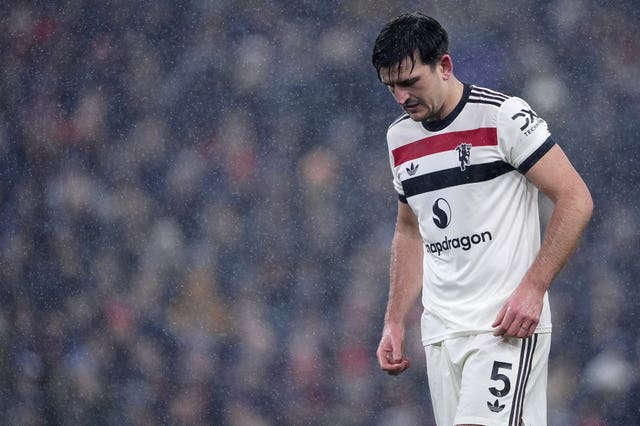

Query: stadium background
[1,0,638,424]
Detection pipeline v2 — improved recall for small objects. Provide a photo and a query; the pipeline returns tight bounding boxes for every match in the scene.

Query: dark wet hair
[372,12,449,80]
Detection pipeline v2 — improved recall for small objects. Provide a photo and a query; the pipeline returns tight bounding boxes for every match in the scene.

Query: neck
[440,77,464,119]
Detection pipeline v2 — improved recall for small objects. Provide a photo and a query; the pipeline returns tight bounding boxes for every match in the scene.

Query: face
[380,55,449,122]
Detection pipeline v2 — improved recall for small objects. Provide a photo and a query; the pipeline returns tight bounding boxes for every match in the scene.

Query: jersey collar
[421,83,472,132]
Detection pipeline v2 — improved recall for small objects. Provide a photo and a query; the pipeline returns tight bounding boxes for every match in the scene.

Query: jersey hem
[422,327,552,346]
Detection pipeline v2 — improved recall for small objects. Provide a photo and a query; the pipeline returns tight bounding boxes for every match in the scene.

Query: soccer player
[371,13,592,426]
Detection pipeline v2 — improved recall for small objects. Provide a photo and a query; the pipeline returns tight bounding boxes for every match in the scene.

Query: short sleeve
[497,97,555,173]
[387,131,408,203]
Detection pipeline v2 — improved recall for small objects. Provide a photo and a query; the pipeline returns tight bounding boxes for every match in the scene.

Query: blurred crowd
[0,0,639,425]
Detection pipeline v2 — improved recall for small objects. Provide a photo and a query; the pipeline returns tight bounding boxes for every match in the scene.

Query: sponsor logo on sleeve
[511,108,543,136]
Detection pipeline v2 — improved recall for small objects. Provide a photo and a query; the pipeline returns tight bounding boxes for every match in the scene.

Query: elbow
[558,181,593,227]
[585,192,594,220]
[578,184,594,224]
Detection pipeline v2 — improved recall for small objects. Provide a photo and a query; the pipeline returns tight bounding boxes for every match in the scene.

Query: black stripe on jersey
[398,193,408,203]
[508,334,538,426]
[471,86,508,100]
[401,161,515,197]
[470,91,507,103]
[468,88,507,108]
[517,137,556,174]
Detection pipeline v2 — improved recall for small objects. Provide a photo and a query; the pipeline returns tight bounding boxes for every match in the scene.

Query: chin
[407,112,427,122]
[403,106,428,122]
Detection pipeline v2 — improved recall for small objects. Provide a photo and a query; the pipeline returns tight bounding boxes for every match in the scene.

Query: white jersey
[386,84,554,345]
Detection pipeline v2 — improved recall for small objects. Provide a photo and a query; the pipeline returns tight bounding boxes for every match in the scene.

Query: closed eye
[384,77,420,89]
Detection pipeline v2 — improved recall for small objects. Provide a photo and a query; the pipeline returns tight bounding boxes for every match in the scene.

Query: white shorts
[424,332,550,426]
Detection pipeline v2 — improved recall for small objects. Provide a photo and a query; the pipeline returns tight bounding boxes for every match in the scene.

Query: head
[372,13,456,122]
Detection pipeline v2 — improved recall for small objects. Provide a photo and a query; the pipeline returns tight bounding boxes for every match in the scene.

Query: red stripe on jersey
[392,127,498,167]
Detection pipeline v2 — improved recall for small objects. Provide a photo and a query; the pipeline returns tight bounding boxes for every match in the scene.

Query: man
[371,13,592,426]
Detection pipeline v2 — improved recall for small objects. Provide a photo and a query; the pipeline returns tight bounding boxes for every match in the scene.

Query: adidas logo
[406,162,419,176]
[487,399,505,413]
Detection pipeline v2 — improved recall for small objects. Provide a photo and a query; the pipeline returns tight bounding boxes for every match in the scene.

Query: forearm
[385,230,424,327]
[524,188,593,291]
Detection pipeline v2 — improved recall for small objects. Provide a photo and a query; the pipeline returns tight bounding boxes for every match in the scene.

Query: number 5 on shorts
[489,361,512,397]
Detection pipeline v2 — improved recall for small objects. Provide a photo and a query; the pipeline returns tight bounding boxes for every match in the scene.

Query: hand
[492,282,545,339]
[376,323,410,375]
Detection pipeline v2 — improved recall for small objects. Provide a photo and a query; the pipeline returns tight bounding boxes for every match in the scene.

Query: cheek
[432,84,447,105]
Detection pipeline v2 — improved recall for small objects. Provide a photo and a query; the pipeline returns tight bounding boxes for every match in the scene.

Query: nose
[391,86,411,105]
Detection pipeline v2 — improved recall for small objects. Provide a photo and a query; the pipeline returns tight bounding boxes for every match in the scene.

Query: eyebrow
[383,76,420,87]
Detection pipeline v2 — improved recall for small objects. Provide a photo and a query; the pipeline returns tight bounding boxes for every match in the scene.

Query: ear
[439,54,454,80]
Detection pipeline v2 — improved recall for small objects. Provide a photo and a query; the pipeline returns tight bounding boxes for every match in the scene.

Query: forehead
[380,56,427,84]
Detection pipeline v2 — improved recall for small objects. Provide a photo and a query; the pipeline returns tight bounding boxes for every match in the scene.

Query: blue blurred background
[1,0,638,424]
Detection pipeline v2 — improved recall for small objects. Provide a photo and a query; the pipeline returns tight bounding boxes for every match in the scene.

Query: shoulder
[466,87,547,136]
[464,85,518,129]
[388,113,411,131]
[467,85,535,118]
[385,113,416,149]
[496,94,547,135]
[467,85,510,108]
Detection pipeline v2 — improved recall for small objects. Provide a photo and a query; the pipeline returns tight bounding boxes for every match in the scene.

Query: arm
[493,144,593,338]
[376,201,424,375]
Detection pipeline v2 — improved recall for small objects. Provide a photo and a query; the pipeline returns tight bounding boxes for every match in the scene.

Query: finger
[378,349,402,370]
[516,324,529,338]
[377,352,391,369]
[392,343,403,363]
[492,304,508,328]
[377,348,397,369]
[519,320,538,338]
[386,357,410,375]
[493,307,515,336]
[506,317,526,337]
[386,365,405,375]
[377,344,393,368]
[384,361,406,374]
